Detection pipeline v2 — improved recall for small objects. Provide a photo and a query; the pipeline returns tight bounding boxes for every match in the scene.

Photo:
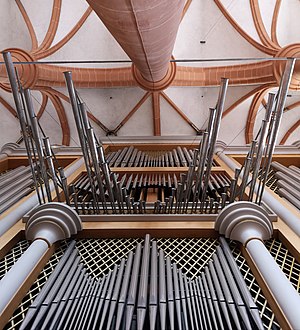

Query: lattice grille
[76,237,218,279]
[3,242,68,330]
[3,237,295,329]
[156,237,218,278]
[266,238,300,293]
[0,240,29,280]
[230,241,280,330]
[76,238,143,277]
[258,169,279,194]
[75,237,282,329]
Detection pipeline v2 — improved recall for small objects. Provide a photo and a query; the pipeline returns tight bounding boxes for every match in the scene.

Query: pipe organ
[18,236,265,330]
[0,52,299,330]
[270,161,300,210]
[0,166,34,214]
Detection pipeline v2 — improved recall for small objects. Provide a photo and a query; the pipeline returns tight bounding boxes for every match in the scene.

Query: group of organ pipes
[20,236,264,330]
[0,50,298,330]
[2,52,71,207]
[1,53,297,217]
[105,146,217,168]
[63,58,297,215]
[63,72,231,215]
[0,165,34,214]
[271,161,300,210]
[70,170,231,215]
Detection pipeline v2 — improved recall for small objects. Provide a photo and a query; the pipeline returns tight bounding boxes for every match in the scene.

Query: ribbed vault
[0,0,299,145]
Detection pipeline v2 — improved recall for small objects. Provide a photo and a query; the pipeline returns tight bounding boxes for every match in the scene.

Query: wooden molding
[0,221,24,260]
[241,245,293,330]
[0,244,56,329]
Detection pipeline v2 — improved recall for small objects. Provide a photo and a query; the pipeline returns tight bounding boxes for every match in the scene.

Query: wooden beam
[113,92,151,134]
[245,86,273,143]
[274,219,300,263]
[0,220,24,259]
[79,221,216,238]
[0,244,56,329]
[0,157,8,172]
[161,91,201,133]
[110,166,223,174]
[87,111,110,134]
[280,119,300,145]
[241,245,292,330]
[181,0,192,20]
[152,92,161,136]
[0,96,18,118]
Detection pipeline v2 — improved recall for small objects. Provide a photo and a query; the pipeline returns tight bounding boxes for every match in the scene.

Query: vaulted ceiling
[0,0,299,148]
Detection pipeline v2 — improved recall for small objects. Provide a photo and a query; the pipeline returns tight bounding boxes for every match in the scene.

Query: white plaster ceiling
[0,0,299,148]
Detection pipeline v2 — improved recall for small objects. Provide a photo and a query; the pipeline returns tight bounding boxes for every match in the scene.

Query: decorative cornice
[0,143,22,155]
[100,135,202,145]
[26,202,82,245]
[215,140,300,155]
[292,140,300,147]
[1,140,299,157]
[215,201,273,245]
[0,143,84,156]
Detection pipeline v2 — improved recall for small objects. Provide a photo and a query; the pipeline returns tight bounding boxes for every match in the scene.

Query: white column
[247,239,300,329]
[216,151,300,237]
[216,201,300,329]
[0,239,49,313]
[0,203,81,319]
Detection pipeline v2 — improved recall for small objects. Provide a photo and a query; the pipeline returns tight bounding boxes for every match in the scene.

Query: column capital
[25,203,82,245]
[215,140,227,154]
[0,143,22,156]
[215,201,273,245]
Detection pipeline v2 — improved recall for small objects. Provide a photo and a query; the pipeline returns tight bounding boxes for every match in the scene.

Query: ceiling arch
[0,0,299,146]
